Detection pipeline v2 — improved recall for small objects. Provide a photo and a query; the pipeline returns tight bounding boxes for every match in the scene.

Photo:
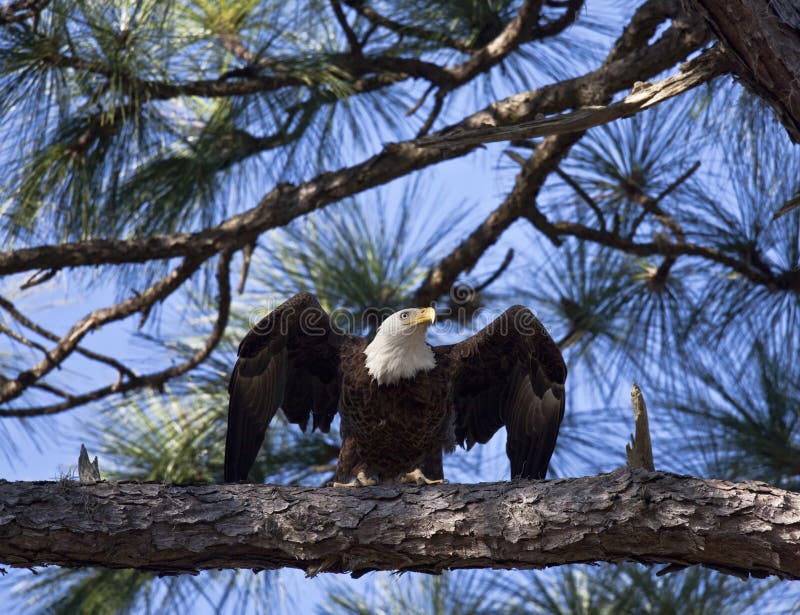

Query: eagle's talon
[333,470,378,487]
[356,471,379,487]
[399,469,444,485]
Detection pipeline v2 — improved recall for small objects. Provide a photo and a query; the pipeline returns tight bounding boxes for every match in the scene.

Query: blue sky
[2,1,797,611]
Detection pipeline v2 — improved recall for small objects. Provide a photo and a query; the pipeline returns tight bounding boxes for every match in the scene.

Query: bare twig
[237,241,255,294]
[0,296,137,381]
[475,249,515,292]
[774,194,800,220]
[30,382,70,399]
[20,268,58,290]
[0,323,50,357]
[406,84,434,116]
[628,161,699,287]
[655,160,701,203]
[416,91,445,137]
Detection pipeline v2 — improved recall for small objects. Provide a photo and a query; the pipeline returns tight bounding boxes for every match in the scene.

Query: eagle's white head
[364,307,437,386]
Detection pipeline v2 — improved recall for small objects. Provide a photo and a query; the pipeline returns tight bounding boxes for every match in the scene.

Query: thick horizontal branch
[1,469,798,579]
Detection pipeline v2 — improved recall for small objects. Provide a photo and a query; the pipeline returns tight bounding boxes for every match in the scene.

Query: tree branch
[0,257,204,405]
[413,9,710,304]
[0,251,233,417]
[687,0,800,143]
[0,6,707,278]
[330,0,361,55]
[0,1,715,416]
[414,47,728,149]
[413,132,577,304]
[0,296,138,381]
[554,165,607,228]
[1,469,799,579]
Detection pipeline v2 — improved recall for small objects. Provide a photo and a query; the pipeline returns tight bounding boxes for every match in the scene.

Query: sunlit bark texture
[1,469,798,579]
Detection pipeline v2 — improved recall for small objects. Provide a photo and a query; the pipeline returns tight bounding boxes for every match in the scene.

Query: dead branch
[626,383,655,471]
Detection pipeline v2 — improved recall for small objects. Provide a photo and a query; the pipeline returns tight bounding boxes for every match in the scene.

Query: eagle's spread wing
[224,293,344,482]
[443,305,566,479]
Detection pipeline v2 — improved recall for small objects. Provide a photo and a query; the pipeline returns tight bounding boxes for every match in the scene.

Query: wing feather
[443,305,566,479]
[224,293,345,482]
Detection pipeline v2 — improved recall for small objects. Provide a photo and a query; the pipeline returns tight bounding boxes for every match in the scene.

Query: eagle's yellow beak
[410,307,436,326]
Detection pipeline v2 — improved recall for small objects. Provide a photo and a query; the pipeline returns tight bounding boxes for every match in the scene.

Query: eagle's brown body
[224,293,567,484]
[336,339,453,482]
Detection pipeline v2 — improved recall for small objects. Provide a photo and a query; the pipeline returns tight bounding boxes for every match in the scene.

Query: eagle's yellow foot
[399,468,445,485]
[333,470,378,487]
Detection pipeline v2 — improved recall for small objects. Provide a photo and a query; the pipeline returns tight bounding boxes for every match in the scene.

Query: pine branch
[0,7,709,279]
[0,257,204,406]
[413,10,711,304]
[0,0,714,416]
[1,469,799,580]
[414,132,577,304]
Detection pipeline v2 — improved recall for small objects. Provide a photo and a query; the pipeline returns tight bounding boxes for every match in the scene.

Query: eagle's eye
[400,312,409,320]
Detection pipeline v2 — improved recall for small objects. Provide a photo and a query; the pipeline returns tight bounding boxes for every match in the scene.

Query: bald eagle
[224,293,566,485]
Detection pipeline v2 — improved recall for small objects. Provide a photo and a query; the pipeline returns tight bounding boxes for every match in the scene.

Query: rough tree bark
[1,468,799,579]
[688,0,800,142]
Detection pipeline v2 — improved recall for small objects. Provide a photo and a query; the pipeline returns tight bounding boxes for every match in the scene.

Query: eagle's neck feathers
[364,326,436,386]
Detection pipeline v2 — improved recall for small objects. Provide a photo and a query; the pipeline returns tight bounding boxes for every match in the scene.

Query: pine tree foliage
[1,0,800,612]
